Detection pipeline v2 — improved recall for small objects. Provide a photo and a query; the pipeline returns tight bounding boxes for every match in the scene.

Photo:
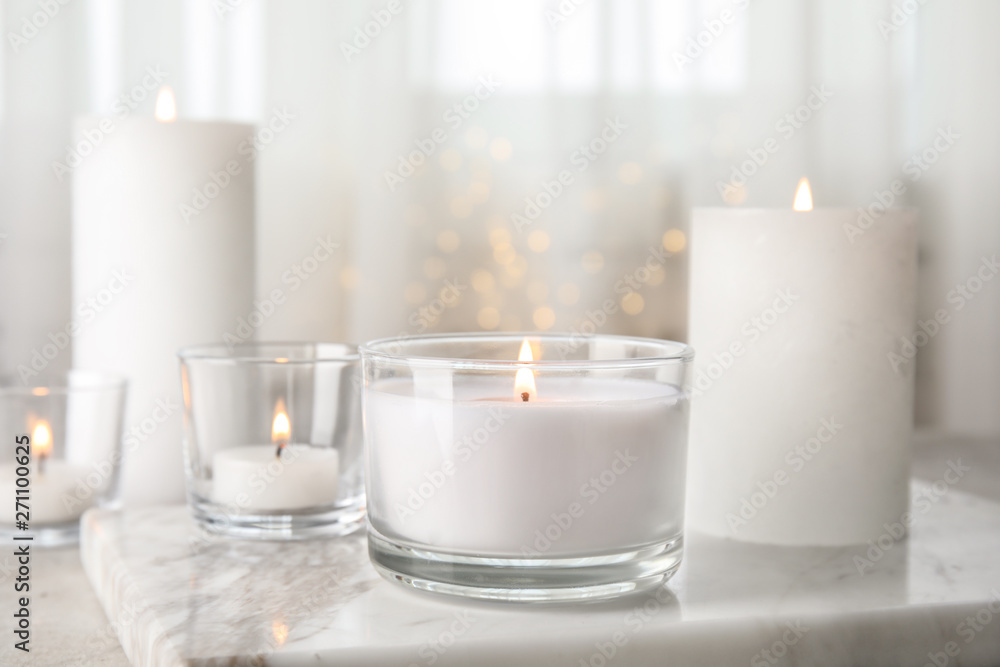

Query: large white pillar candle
[687,182,918,546]
[72,88,254,505]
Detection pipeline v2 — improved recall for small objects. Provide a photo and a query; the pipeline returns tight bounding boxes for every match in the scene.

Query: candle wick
[38,452,47,477]
[275,442,286,460]
[521,392,530,403]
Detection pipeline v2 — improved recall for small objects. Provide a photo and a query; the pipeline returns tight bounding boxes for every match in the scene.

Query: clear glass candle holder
[0,371,126,547]
[361,333,693,602]
[178,343,364,540]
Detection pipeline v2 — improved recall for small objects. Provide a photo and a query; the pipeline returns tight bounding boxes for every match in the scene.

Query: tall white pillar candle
[72,90,254,505]
[687,197,917,545]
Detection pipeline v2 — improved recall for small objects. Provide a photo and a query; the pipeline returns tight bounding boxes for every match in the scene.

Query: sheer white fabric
[1,0,997,435]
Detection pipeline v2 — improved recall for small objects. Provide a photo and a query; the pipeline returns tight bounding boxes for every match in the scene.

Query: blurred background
[1,0,997,438]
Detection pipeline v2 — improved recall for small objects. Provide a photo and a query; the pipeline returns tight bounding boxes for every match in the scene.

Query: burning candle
[515,338,536,402]
[0,420,95,526]
[211,400,340,512]
[686,179,918,546]
[33,420,51,474]
[363,333,692,586]
[72,86,255,506]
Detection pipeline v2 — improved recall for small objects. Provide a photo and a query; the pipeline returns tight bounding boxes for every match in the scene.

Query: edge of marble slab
[81,508,188,667]
[80,503,1000,667]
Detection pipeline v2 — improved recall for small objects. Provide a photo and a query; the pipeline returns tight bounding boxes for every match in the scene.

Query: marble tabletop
[8,431,1000,666]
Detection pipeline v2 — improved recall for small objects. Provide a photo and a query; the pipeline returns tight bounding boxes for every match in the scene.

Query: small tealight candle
[211,400,339,512]
[0,421,94,526]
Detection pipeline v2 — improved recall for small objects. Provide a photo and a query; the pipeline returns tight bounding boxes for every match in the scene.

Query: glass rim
[360,332,694,370]
[0,369,127,396]
[177,341,359,364]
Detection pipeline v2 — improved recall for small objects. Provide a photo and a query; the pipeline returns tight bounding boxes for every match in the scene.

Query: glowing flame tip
[155,86,177,123]
[271,399,290,443]
[31,420,52,458]
[514,338,537,401]
[793,177,813,212]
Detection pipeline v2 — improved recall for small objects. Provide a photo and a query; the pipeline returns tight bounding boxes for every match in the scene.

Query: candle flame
[272,399,290,444]
[31,387,49,396]
[32,420,52,459]
[514,338,537,402]
[793,177,813,212]
[155,86,177,123]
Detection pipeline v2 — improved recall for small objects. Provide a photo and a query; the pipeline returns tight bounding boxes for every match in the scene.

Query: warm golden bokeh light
[489,227,511,247]
[621,292,645,315]
[527,230,550,253]
[470,269,495,293]
[493,244,516,265]
[533,306,556,330]
[477,306,500,329]
[662,228,686,253]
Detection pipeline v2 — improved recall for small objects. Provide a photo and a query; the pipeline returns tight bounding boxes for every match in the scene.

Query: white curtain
[1,0,998,435]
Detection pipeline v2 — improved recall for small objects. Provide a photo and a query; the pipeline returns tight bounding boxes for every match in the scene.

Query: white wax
[687,208,918,546]
[366,376,689,557]
[212,445,339,512]
[0,462,94,525]
[72,117,255,506]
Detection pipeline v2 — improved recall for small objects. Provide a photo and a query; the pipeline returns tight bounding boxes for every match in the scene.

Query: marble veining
[82,435,1000,666]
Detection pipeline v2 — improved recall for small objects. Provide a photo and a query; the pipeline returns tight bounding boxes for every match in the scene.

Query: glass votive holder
[0,371,126,547]
[178,342,364,540]
[361,332,693,602]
